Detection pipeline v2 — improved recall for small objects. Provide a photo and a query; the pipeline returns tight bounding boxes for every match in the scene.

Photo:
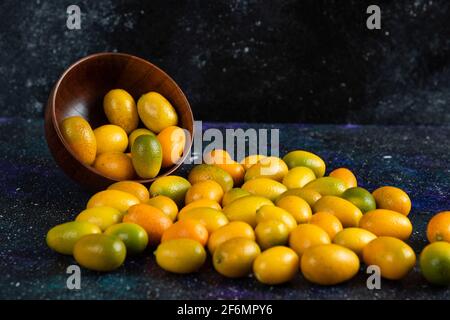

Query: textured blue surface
[0,118,449,299]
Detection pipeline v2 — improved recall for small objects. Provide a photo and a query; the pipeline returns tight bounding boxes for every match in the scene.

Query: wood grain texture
[45,52,194,191]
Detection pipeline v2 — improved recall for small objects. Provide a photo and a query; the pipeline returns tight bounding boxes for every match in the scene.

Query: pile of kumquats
[46,150,450,286]
[60,89,185,180]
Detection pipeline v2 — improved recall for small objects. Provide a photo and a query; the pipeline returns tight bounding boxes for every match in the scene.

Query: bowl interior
[52,53,193,182]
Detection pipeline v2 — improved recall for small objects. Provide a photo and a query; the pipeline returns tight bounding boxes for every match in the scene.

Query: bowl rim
[50,52,194,184]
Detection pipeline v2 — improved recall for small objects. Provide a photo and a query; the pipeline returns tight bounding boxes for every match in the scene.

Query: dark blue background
[1,0,449,124]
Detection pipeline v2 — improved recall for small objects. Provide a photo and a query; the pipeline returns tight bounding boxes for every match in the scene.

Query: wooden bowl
[45,52,194,191]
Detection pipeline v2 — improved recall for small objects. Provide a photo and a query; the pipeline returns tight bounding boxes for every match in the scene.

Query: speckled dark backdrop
[0,0,449,124]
